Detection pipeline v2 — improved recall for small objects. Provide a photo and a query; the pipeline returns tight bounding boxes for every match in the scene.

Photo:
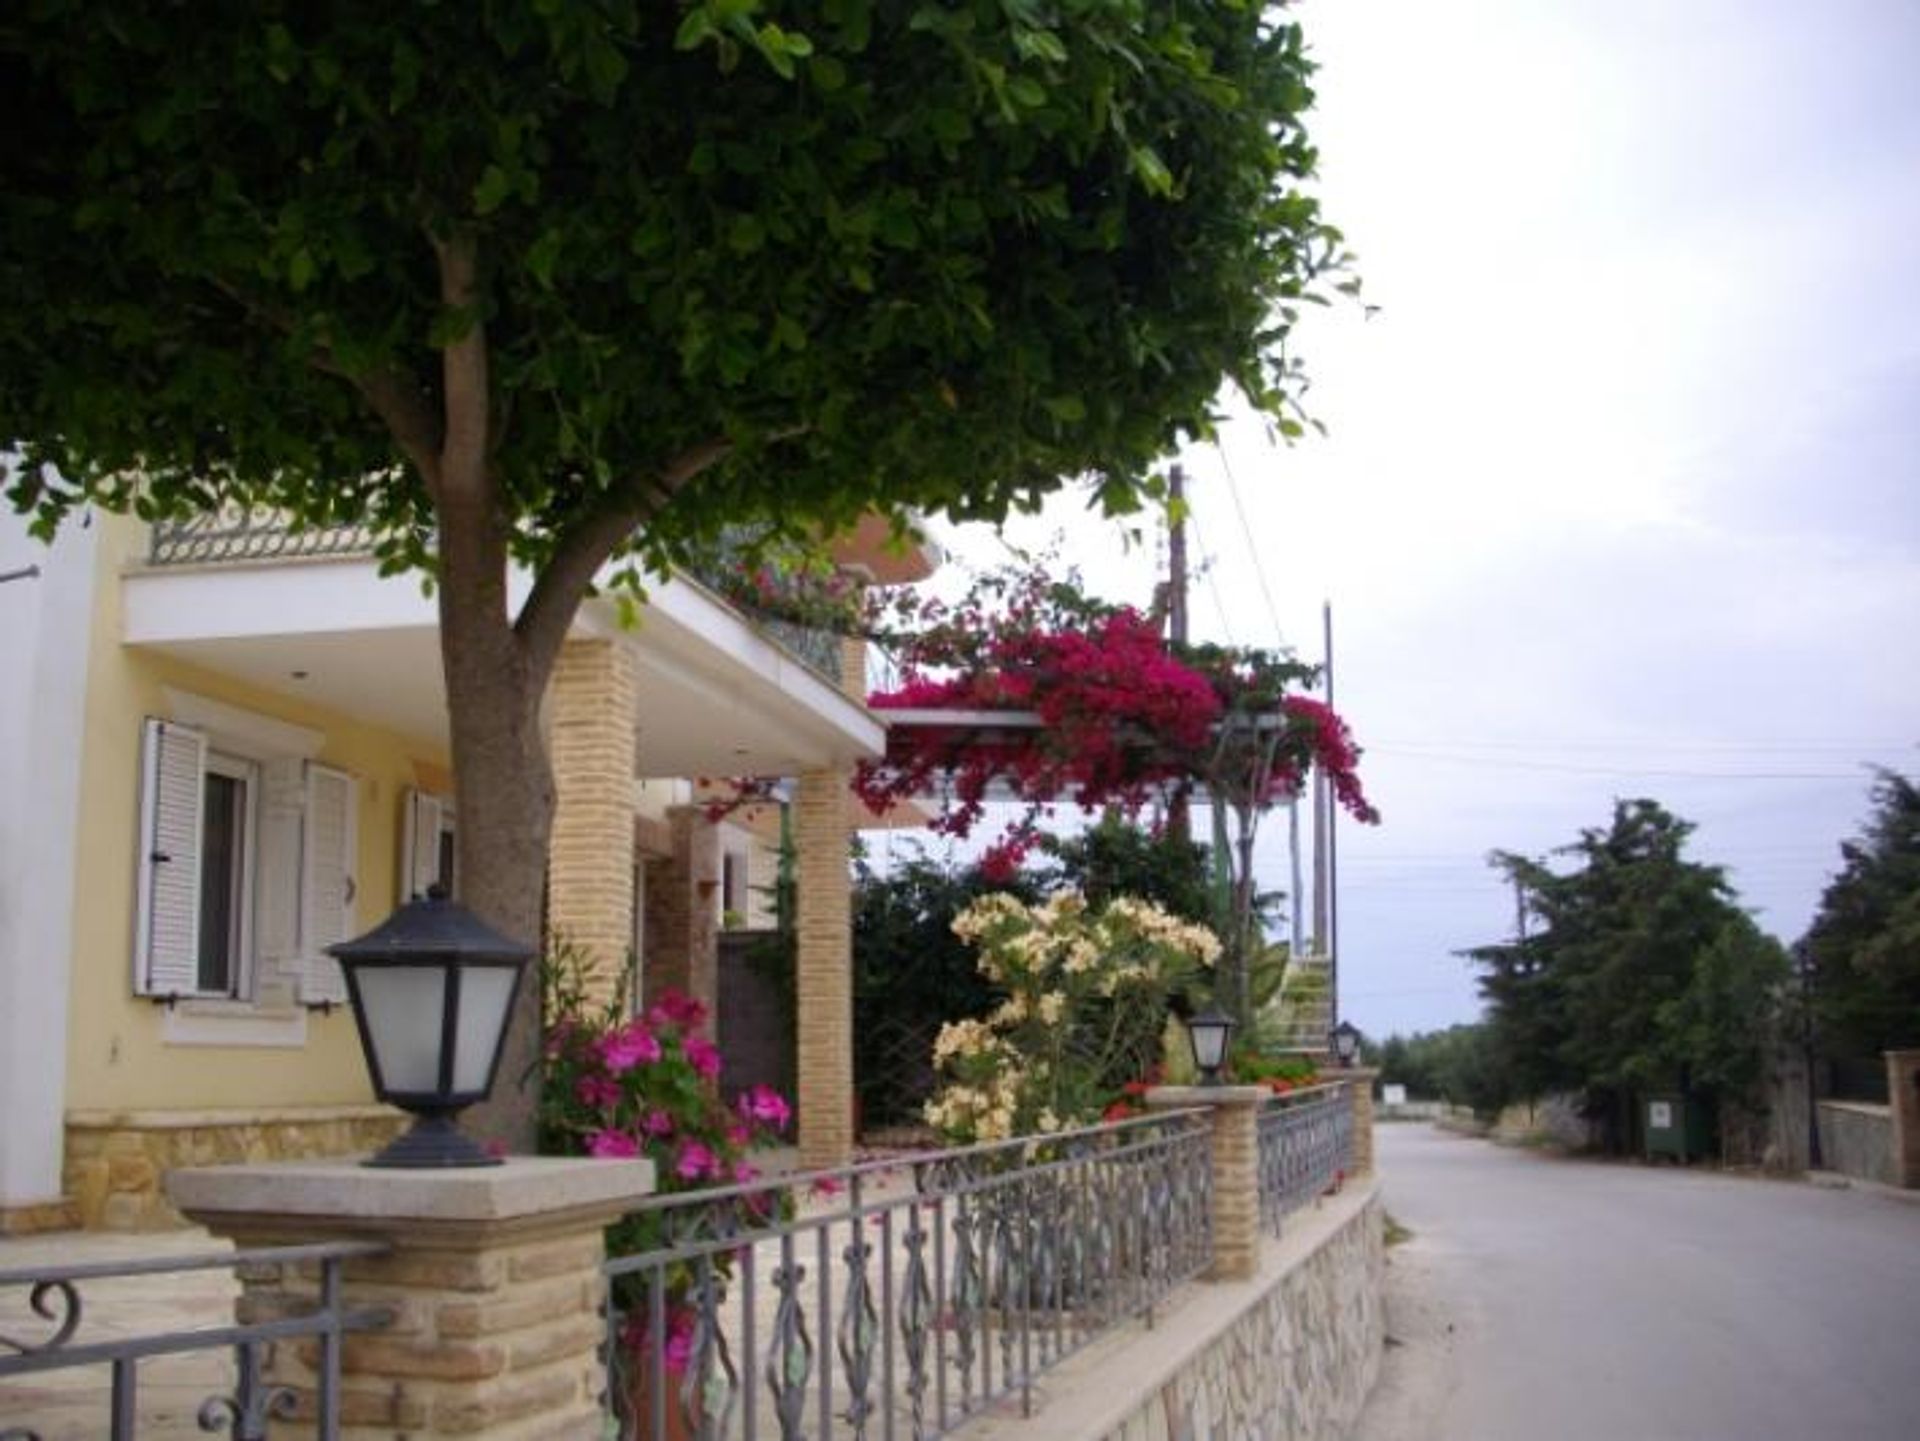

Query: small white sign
[1383,1084,1408,1106]
[1649,1101,1673,1130]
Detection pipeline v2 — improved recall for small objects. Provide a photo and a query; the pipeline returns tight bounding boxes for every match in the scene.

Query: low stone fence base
[63,1105,408,1230]
[960,1180,1384,1441]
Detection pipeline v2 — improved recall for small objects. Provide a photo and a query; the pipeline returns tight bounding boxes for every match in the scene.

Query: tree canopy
[1799,769,1920,1057]
[1464,799,1788,1145]
[3,1,1343,566]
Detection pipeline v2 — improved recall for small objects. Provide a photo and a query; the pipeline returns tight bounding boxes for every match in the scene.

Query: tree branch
[205,275,445,496]
[514,437,735,681]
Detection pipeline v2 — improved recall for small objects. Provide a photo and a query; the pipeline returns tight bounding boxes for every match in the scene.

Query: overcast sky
[914,0,1920,1038]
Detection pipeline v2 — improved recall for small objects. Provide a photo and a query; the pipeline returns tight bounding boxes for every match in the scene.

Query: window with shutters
[135,706,360,1026]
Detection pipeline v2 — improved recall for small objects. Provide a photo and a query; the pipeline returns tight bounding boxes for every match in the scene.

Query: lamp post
[1330,1018,1362,1069]
[329,889,533,1168]
[1185,1005,1237,1086]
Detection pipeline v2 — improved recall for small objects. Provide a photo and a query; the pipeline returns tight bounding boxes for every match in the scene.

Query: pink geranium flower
[588,1129,639,1158]
[683,1035,722,1081]
[675,1140,719,1181]
[575,1075,623,1110]
[646,989,707,1031]
[598,1024,662,1075]
[738,1085,792,1132]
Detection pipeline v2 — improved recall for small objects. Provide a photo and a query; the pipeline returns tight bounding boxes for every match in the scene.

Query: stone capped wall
[63,1106,407,1230]
[1102,1194,1385,1441]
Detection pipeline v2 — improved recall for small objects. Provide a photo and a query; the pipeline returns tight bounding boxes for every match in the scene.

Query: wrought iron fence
[601,1108,1213,1440]
[147,508,379,567]
[1256,1085,1354,1237]
[0,1240,390,1440]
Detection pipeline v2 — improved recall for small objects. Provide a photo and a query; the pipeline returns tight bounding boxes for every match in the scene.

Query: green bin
[1643,1093,1709,1162]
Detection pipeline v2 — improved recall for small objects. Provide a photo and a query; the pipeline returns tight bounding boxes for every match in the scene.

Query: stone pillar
[641,806,720,1021]
[170,1156,654,1438]
[1886,1050,1920,1189]
[795,768,853,1168]
[1145,1086,1266,1282]
[1343,1068,1379,1177]
[548,639,638,1007]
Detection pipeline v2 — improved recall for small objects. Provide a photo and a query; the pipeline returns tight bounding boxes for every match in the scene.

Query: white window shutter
[300,763,358,1004]
[134,718,206,997]
[400,787,443,901]
[252,757,307,1003]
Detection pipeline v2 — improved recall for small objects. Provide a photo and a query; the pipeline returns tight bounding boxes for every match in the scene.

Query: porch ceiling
[121,557,884,776]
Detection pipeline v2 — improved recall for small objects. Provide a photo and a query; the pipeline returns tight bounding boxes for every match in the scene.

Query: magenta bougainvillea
[853,563,1378,857]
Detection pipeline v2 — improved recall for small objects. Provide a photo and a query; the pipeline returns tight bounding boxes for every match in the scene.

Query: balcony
[146,510,848,690]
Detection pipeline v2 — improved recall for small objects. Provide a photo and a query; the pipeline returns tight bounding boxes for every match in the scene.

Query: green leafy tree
[1800,769,1920,1057]
[2,3,1344,1142]
[1467,800,1787,1150]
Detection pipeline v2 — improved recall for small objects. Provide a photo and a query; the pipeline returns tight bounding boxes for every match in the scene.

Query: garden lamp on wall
[1185,1005,1236,1086]
[1330,1019,1363,1068]
[329,887,532,1168]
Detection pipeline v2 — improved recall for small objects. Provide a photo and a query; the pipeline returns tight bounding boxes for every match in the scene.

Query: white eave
[121,555,884,776]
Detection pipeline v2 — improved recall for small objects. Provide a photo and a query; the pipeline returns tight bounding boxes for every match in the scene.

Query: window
[134,713,358,1009]
[401,788,456,900]
[195,752,258,996]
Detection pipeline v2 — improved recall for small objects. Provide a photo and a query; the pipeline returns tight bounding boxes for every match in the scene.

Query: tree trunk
[436,495,557,1154]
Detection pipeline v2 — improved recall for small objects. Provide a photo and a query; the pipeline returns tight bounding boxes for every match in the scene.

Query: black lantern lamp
[1330,1019,1363,1069]
[1185,1005,1237,1086]
[329,888,533,1168]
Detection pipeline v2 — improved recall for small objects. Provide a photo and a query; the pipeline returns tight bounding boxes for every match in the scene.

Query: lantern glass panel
[1191,1021,1229,1072]
[453,966,518,1094]
[358,966,447,1094]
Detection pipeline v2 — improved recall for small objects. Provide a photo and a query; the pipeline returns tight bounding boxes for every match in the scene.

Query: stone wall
[63,1105,407,1230]
[1815,1101,1894,1187]
[962,1183,1384,1441]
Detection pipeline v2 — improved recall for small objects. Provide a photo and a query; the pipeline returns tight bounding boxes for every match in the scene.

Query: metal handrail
[0,1239,392,1440]
[601,1108,1214,1440]
[1255,1087,1353,1237]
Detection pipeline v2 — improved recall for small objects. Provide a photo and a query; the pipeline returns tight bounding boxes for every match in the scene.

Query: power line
[1367,736,1913,755]
[1212,442,1288,647]
[1368,745,1887,781]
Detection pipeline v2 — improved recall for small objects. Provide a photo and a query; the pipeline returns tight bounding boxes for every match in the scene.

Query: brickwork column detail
[1145,1086,1265,1282]
[548,639,638,1008]
[171,1158,655,1439]
[1344,1068,1378,1177]
[641,807,720,1022]
[795,768,853,1168]
[1886,1050,1920,1189]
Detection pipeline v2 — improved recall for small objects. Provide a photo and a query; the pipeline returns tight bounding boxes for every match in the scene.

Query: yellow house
[0,506,931,1233]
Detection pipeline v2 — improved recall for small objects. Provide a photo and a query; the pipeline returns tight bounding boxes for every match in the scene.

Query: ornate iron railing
[0,1240,391,1440]
[1256,1085,1354,1237]
[602,1108,1213,1440]
[148,508,379,567]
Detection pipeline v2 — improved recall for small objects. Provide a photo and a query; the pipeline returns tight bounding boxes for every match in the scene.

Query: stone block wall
[1100,1194,1384,1441]
[1815,1101,1895,1187]
[63,1106,406,1230]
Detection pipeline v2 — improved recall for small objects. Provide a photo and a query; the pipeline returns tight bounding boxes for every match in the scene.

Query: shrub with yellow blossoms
[924,890,1221,1144]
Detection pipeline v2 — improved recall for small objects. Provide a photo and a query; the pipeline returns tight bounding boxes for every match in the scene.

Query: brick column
[640,806,720,1022]
[795,768,853,1168]
[548,639,638,1007]
[1343,1068,1379,1177]
[170,1157,654,1438]
[1887,1050,1920,1189]
[1144,1086,1266,1282]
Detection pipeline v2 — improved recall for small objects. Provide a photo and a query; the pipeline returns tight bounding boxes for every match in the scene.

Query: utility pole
[1513,874,1529,941]
[1322,601,1340,1027]
[1166,464,1189,649]
[1165,465,1192,842]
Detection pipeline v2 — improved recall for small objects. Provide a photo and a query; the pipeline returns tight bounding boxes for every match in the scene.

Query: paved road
[1354,1123,1920,1441]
